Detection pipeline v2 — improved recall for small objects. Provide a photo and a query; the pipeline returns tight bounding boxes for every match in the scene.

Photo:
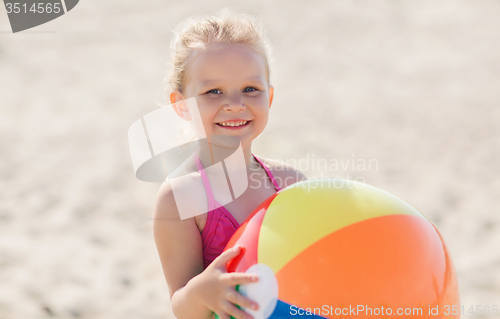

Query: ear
[170,89,191,121]
[268,85,274,109]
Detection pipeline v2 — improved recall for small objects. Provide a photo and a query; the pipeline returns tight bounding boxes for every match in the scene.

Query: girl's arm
[153,181,258,319]
[152,181,212,319]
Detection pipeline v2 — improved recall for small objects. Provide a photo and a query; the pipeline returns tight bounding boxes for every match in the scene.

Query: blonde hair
[164,8,273,95]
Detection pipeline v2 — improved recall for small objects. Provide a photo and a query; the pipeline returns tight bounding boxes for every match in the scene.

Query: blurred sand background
[1,0,499,318]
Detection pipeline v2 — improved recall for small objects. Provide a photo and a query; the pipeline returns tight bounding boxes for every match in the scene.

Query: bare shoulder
[152,180,204,300]
[154,173,207,222]
[257,156,308,189]
[153,180,180,221]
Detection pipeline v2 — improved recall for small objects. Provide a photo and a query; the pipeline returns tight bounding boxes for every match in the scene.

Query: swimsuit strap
[253,154,281,192]
[192,151,216,210]
[193,152,281,209]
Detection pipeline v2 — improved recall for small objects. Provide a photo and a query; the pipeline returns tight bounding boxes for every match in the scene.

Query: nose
[222,92,246,112]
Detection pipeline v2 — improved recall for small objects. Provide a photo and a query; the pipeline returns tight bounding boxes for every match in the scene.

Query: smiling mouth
[216,120,251,128]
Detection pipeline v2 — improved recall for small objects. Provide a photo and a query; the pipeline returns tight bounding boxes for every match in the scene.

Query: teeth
[218,121,248,127]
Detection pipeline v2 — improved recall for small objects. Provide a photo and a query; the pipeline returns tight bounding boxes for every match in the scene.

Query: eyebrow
[201,76,264,85]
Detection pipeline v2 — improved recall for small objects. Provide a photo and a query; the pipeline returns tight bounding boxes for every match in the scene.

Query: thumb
[212,246,242,268]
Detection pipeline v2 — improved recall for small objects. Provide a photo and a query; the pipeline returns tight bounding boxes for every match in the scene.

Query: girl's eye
[207,89,222,94]
[206,87,259,94]
[243,87,258,93]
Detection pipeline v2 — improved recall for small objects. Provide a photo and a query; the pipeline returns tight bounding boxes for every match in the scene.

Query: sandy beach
[1,0,499,318]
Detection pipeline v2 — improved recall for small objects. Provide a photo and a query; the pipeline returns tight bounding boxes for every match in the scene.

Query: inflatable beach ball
[219,178,460,319]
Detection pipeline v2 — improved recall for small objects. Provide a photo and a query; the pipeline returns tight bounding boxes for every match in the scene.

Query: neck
[195,139,259,171]
[241,141,260,171]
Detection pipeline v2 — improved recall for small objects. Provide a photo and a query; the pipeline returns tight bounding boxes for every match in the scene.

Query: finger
[214,311,231,319]
[212,246,242,267]
[221,272,259,286]
[222,301,253,319]
[225,288,259,312]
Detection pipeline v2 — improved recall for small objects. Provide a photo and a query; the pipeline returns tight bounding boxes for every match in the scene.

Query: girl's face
[171,43,274,147]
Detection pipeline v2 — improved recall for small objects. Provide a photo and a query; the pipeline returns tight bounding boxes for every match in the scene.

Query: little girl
[153,10,307,319]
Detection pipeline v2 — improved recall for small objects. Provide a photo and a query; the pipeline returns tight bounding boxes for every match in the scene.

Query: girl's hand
[195,246,260,319]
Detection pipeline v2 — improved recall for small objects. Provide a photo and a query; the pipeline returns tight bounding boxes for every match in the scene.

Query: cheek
[256,102,270,120]
[196,99,218,120]
[254,107,270,131]
[188,102,216,138]
[259,114,269,129]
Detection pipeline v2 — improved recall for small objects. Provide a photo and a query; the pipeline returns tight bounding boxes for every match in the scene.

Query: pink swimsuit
[193,152,281,269]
